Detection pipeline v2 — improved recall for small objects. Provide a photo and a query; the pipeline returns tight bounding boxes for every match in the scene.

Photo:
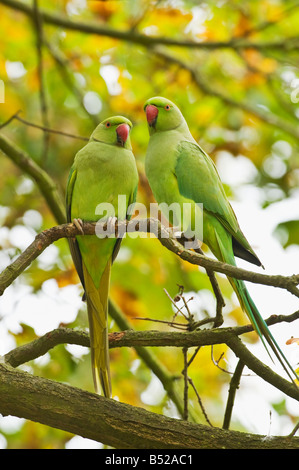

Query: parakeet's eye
[105,122,111,128]
[165,105,171,110]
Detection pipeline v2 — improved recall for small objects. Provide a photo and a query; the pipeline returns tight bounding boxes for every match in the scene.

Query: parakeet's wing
[171,140,298,383]
[175,141,262,267]
[66,166,138,279]
[66,166,86,291]
[111,184,138,263]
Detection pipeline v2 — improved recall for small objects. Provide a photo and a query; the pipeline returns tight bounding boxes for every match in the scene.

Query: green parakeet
[66,116,138,396]
[144,96,298,383]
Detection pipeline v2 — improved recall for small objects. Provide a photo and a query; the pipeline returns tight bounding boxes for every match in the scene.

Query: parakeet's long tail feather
[214,230,299,384]
[230,277,299,384]
[82,261,111,397]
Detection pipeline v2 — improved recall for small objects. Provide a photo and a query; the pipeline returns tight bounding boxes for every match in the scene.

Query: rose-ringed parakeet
[66,116,138,396]
[144,96,298,384]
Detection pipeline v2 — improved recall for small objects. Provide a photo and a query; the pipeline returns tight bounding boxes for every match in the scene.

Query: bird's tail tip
[93,364,112,397]
[100,368,112,398]
[233,279,299,385]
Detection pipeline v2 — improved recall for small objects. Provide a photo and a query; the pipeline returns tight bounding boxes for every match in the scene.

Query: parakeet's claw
[73,218,84,234]
[106,216,118,237]
[165,226,182,238]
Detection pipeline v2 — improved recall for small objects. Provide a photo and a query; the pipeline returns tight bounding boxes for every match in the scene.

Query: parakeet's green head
[90,116,132,149]
[144,97,184,134]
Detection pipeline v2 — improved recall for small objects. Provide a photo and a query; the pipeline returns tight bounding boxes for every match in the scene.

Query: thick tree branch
[3,309,299,401]
[3,313,298,368]
[0,361,298,448]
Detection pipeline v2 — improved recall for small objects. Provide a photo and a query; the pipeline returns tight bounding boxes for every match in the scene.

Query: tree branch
[1,361,298,448]
[1,0,299,53]
[1,219,298,298]
[153,48,299,142]
[2,111,90,142]
[43,39,98,126]
[3,309,299,401]
[0,133,66,224]
[32,0,50,164]
[222,359,246,430]
[3,312,298,368]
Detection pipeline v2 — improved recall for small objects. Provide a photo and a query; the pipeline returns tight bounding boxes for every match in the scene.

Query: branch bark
[3,313,299,401]
[0,361,298,448]
[1,219,299,298]
[4,313,299,371]
[0,133,65,224]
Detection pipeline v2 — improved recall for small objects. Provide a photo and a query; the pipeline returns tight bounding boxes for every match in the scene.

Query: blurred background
[0,0,298,448]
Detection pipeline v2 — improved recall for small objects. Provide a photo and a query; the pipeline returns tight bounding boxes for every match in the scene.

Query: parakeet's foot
[166,226,183,238]
[106,216,118,237]
[73,218,84,234]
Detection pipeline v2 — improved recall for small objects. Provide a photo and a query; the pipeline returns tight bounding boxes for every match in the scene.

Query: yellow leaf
[111,285,147,319]
[88,1,118,20]
[234,13,252,38]
[286,337,299,346]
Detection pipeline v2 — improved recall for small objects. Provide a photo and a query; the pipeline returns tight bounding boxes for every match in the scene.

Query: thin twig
[1,111,89,141]
[15,114,89,141]
[163,287,189,322]
[43,39,98,126]
[0,133,66,224]
[182,347,189,421]
[32,0,50,164]
[223,360,246,430]
[133,316,188,330]
[0,110,22,129]
[288,421,299,438]
[211,347,231,374]
[188,377,214,427]
[241,1,299,37]
[186,346,201,369]
[211,345,253,376]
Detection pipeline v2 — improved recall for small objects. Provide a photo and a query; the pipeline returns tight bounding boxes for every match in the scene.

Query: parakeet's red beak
[146,105,158,127]
[116,123,130,146]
